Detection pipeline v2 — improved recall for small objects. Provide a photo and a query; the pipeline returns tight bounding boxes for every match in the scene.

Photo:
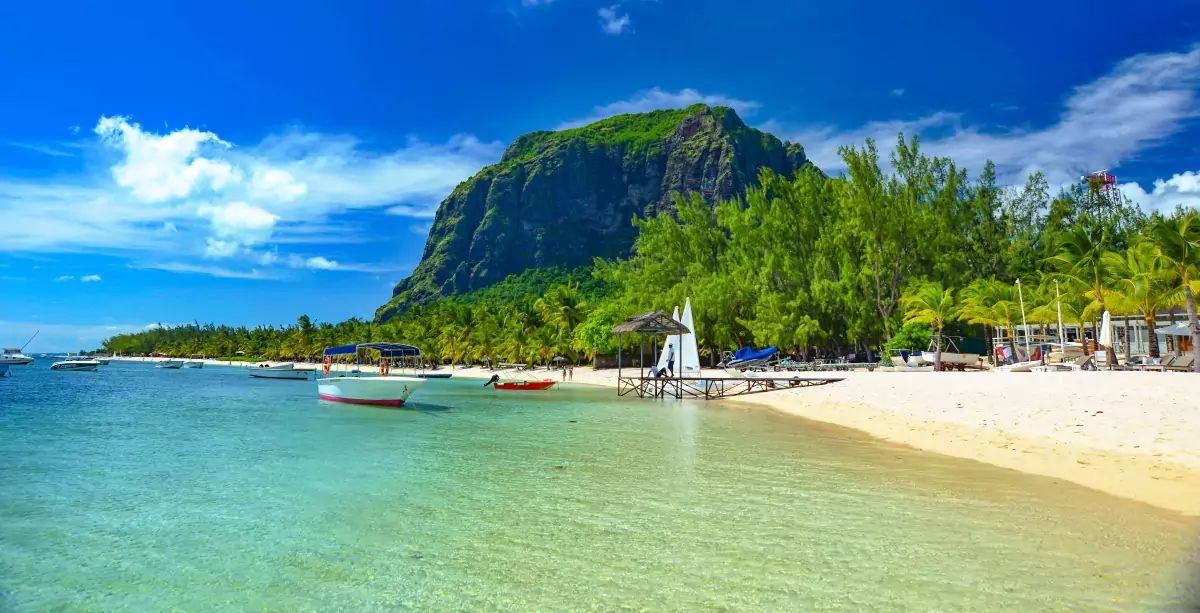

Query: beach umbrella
[1098,310,1113,348]
[552,356,567,363]
[1154,322,1193,336]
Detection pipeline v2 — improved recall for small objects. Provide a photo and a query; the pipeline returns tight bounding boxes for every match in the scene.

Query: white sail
[657,306,680,372]
[679,298,701,376]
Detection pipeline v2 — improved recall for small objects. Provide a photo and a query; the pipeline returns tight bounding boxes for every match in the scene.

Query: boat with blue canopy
[318,342,427,407]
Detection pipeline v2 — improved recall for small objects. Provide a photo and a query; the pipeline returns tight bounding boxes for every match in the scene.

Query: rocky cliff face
[378,104,811,319]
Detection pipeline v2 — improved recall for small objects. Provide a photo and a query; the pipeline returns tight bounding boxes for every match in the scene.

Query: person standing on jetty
[666,343,675,378]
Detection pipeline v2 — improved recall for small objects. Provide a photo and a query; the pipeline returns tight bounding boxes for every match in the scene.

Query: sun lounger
[1165,355,1195,372]
[1132,356,1175,372]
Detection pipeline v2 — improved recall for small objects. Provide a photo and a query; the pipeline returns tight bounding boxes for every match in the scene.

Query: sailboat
[655,299,701,378]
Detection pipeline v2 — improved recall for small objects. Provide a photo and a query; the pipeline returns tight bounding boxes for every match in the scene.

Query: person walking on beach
[666,343,675,378]
[568,365,574,381]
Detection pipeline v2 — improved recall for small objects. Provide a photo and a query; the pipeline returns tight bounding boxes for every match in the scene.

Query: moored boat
[1,331,38,365]
[250,363,311,380]
[484,374,556,390]
[155,360,186,369]
[317,343,427,407]
[184,360,204,368]
[0,348,35,365]
[318,375,424,406]
[50,359,100,372]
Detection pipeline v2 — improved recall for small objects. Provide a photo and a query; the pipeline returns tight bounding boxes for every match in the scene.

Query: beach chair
[1137,356,1176,372]
[1165,355,1195,372]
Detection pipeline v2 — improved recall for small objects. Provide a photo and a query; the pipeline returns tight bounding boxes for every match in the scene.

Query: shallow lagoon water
[1,362,1197,610]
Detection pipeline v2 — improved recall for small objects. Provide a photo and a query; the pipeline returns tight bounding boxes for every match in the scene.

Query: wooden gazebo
[612,310,690,379]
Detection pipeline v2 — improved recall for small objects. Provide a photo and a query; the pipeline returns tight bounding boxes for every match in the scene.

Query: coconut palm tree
[1106,242,1180,359]
[959,278,1024,364]
[900,280,958,371]
[1149,212,1200,372]
[1047,226,1119,366]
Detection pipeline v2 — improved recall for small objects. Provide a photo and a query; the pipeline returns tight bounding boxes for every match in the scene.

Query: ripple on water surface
[0,362,1197,610]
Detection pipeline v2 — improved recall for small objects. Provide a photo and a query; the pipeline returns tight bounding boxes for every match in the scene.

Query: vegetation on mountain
[379,103,811,317]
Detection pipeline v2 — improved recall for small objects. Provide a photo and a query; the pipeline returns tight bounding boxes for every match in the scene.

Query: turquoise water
[1,361,1197,611]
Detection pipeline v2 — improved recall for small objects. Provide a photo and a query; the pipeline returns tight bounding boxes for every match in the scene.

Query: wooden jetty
[617,374,842,400]
[611,310,842,401]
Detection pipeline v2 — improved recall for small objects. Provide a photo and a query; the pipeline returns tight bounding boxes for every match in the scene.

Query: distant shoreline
[114,357,1200,516]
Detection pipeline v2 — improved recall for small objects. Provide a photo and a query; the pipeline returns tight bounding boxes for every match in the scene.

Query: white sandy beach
[121,357,1200,515]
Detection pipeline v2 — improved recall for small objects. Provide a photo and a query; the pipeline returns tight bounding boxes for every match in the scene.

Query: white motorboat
[318,375,424,406]
[2,331,38,365]
[51,359,100,372]
[184,360,204,368]
[318,342,426,407]
[256,362,295,370]
[250,363,311,380]
[92,356,111,365]
[0,348,34,365]
[155,360,186,369]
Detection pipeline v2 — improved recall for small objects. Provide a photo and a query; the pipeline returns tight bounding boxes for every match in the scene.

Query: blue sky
[3,0,1200,351]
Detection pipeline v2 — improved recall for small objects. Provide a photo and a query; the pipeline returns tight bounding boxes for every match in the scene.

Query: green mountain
[377,104,813,320]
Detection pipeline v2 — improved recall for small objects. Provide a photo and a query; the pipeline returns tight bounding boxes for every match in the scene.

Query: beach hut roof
[612,310,690,335]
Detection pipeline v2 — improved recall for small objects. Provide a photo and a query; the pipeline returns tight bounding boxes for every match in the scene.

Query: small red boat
[491,379,556,391]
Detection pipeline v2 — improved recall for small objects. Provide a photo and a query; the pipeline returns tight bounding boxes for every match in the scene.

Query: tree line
[102,135,1200,371]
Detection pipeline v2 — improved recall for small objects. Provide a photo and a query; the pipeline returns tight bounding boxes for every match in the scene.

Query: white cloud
[8,141,75,157]
[521,0,554,6]
[773,44,1200,192]
[201,201,278,245]
[598,5,631,35]
[204,238,241,259]
[80,274,102,283]
[303,256,338,270]
[557,87,761,129]
[890,88,905,98]
[249,167,307,202]
[133,261,273,280]
[1120,170,1200,213]
[54,275,75,282]
[95,116,238,202]
[0,116,502,277]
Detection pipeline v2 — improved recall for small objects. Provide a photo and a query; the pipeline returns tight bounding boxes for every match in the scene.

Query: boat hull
[415,372,452,379]
[915,351,981,366]
[493,380,556,391]
[0,357,34,365]
[184,361,204,368]
[317,376,424,406]
[51,361,100,372]
[156,361,185,369]
[995,360,1040,373]
[251,369,310,380]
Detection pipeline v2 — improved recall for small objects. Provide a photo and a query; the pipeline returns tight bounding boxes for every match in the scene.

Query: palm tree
[1149,212,1200,372]
[900,280,958,371]
[1047,226,1118,366]
[1107,242,1179,358]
